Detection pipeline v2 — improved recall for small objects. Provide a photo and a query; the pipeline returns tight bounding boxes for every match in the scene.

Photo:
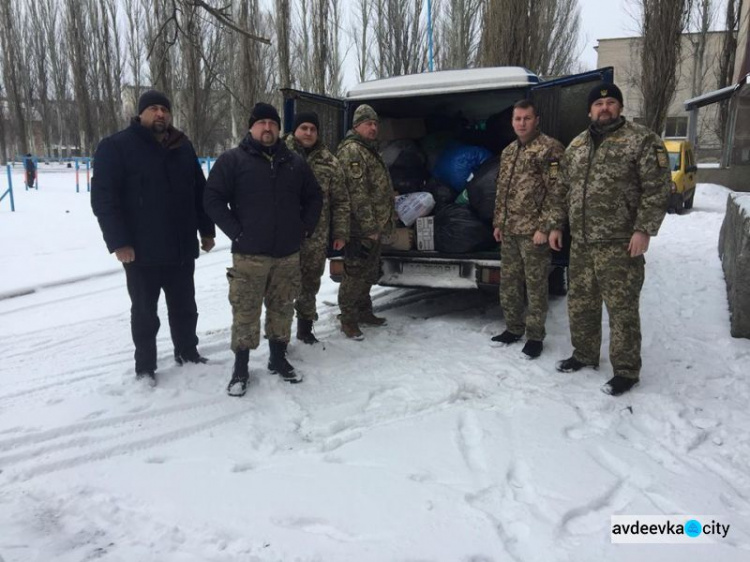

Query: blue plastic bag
[432,145,493,192]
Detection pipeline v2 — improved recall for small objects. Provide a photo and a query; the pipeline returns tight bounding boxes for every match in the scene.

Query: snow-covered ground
[1,165,749,561]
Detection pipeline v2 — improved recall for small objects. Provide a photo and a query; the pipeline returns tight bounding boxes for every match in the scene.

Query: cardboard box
[416,216,434,251]
[382,227,415,251]
[378,118,427,142]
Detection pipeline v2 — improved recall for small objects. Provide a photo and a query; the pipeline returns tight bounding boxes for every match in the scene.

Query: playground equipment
[1,164,16,212]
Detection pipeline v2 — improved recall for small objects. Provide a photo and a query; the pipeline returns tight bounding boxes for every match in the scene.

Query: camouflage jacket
[336,131,396,238]
[493,132,565,236]
[551,118,670,242]
[284,134,350,244]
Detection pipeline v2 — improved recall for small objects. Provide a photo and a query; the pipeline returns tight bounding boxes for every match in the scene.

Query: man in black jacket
[204,102,323,397]
[91,90,216,386]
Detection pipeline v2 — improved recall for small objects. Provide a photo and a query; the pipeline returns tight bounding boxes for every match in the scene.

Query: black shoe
[521,340,543,359]
[491,330,522,345]
[555,356,597,373]
[268,340,303,383]
[296,318,319,345]
[175,349,208,365]
[135,370,157,387]
[227,349,250,397]
[602,376,639,396]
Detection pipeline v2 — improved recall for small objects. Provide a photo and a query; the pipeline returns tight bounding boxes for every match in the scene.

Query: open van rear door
[531,67,615,146]
[281,89,347,152]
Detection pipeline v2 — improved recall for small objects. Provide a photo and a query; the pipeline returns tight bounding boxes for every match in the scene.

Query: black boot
[227,349,250,397]
[296,318,319,345]
[491,330,522,345]
[602,376,639,396]
[175,348,208,365]
[268,340,303,383]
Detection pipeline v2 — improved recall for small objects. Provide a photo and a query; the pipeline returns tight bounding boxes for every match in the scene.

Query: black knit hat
[587,82,623,109]
[138,90,171,115]
[248,102,281,128]
[293,111,320,132]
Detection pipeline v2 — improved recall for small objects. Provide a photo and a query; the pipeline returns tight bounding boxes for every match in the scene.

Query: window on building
[665,116,688,138]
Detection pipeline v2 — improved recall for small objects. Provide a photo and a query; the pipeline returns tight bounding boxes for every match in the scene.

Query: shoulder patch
[655,146,668,169]
[349,161,363,179]
[548,160,559,179]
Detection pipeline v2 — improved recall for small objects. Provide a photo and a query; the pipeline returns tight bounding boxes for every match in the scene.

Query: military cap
[587,82,623,108]
[352,104,379,128]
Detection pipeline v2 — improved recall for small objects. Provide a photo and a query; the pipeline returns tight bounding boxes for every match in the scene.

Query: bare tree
[639,0,693,134]
[438,0,484,70]
[715,0,743,143]
[143,0,176,98]
[351,0,373,82]
[291,0,343,95]
[124,0,146,114]
[0,0,30,155]
[479,0,581,75]
[369,0,429,78]
[276,0,293,89]
[687,0,718,98]
[91,0,125,135]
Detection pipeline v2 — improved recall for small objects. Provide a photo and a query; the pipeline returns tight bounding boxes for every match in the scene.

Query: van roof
[345,67,539,100]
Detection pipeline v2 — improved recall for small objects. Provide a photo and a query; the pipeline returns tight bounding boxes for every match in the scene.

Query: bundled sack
[382,140,428,194]
[434,204,496,254]
[425,177,456,211]
[395,192,436,227]
[432,144,493,192]
[467,156,500,224]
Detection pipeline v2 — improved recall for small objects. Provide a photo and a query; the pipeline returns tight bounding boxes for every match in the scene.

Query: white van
[282,66,614,294]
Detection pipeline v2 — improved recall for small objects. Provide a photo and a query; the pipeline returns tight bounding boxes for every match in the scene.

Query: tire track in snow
[0,396,228,453]
[3,403,251,482]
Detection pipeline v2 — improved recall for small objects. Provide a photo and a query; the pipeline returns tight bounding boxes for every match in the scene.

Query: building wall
[735,0,749,81]
[596,32,727,158]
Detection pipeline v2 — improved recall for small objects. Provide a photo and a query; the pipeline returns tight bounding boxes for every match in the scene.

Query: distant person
[491,99,565,359]
[283,112,350,344]
[548,82,670,396]
[336,105,396,340]
[24,154,36,189]
[204,102,322,397]
[91,90,216,386]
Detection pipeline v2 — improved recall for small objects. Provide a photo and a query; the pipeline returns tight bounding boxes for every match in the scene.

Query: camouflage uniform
[493,132,565,341]
[284,134,350,321]
[552,117,670,379]
[228,252,300,351]
[336,108,396,324]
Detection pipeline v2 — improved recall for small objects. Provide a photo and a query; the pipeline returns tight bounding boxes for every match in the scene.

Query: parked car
[664,139,697,213]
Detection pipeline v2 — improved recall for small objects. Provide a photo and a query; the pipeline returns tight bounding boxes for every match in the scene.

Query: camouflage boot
[296,318,319,345]
[341,319,364,341]
[359,310,387,326]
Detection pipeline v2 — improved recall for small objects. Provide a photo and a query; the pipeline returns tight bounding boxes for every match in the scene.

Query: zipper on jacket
[502,145,522,231]
[581,140,596,243]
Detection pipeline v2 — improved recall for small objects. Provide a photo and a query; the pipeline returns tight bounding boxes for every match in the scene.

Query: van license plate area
[402,263,460,277]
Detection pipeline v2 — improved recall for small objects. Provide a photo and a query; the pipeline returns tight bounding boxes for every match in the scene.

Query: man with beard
[204,102,322,397]
[548,82,670,396]
[92,90,216,386]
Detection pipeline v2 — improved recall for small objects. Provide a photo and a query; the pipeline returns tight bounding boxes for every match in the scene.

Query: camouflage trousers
[499,235,550,341]
[568,240,645,379]
[294,236,328,322]
[227,252,300,352]
[338,237,382,323]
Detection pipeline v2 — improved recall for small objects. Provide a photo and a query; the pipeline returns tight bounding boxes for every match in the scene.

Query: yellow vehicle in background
[664,139,697,213]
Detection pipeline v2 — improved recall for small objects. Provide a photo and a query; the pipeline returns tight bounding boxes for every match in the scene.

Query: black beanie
[248,102,281,128]
[293,111,320,132]
[587,82,623,109]
[138,90,171,115]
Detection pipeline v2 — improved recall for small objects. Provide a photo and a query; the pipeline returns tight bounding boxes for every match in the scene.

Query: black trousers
[124,261,199,373]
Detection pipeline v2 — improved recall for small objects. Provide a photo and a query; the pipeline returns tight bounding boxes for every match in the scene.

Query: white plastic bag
[395,192,436,227]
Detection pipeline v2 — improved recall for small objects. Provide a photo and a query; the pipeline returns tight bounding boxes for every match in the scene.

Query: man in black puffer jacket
[204,102,323,396]
[91,90,216,386]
